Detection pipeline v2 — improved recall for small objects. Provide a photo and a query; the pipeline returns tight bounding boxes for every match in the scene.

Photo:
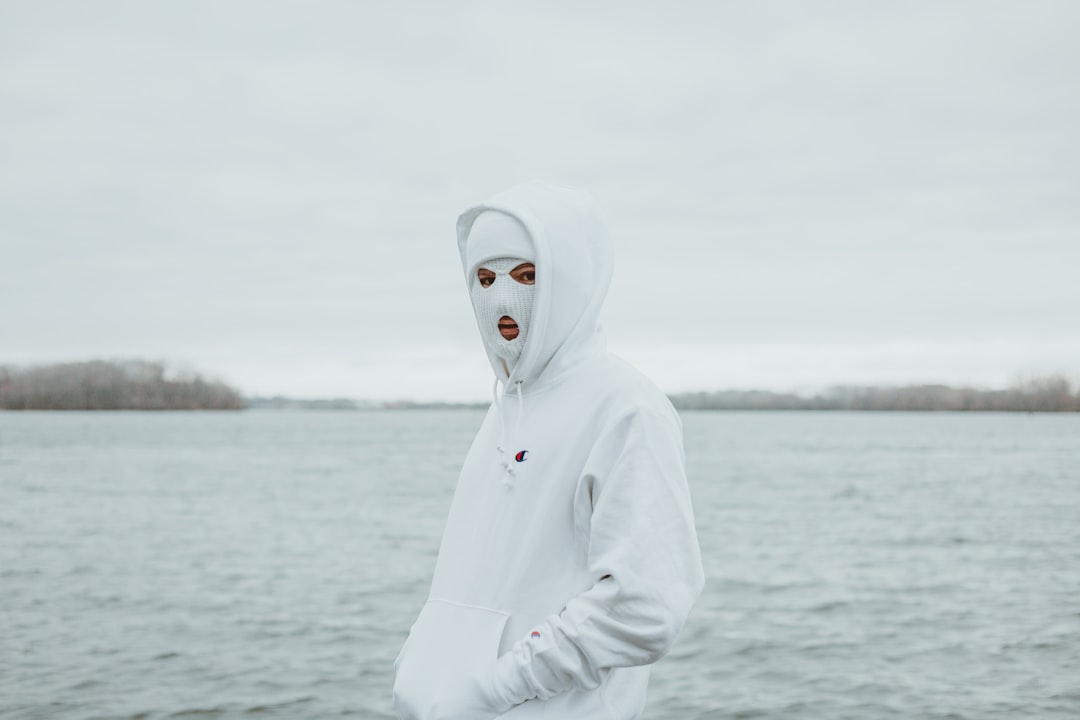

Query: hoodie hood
[457,180,614,390]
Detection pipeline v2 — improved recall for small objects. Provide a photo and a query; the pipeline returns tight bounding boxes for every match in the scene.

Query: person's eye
[510,264,536,284]
[479,276,494,287]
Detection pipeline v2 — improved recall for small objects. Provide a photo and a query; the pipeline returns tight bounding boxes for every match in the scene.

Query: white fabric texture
[469,257,535,372]
[465,209,534,272]
[392,180,706,720]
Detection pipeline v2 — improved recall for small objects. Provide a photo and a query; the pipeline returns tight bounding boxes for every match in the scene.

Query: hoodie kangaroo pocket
[392,599,511,720]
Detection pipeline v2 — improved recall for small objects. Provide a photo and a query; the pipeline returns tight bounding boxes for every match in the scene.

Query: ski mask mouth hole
[498,316,519,341]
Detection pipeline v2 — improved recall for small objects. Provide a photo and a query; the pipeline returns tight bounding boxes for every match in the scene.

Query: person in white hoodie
[392,181,705,719]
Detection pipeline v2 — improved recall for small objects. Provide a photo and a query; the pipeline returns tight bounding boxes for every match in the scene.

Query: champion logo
[515,450,529,462]
[531,631,541,639]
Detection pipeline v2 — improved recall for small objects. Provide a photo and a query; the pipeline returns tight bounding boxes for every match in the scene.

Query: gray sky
[3,1,1078,401]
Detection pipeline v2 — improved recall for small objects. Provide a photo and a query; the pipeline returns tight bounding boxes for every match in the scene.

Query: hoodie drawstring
[492,377,525,489]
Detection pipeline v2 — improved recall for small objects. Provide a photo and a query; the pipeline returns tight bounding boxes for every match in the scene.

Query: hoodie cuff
[491,649,537,708]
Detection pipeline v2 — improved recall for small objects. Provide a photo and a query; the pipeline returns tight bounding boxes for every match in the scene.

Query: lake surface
[2,410,1078,719]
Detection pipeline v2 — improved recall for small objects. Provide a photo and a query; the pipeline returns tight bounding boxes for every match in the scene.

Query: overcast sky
[2,1,1078,401]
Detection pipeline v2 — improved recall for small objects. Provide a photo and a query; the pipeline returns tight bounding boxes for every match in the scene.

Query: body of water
[2,410,1078,719]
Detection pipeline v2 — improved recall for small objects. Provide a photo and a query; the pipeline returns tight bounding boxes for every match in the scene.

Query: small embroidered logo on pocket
[515,450,529,462]
[531,630,541,639]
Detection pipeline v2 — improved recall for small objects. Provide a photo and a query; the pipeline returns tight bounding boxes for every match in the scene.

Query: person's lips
[498,316,519,341]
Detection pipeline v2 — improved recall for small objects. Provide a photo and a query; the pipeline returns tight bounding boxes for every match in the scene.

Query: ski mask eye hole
[477,268,496,288]
[509,263,536,285]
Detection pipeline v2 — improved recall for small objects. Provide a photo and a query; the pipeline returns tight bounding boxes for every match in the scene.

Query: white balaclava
[466,211,535,375]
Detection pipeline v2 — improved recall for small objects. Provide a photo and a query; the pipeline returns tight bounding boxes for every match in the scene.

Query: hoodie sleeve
[488,404,706,706]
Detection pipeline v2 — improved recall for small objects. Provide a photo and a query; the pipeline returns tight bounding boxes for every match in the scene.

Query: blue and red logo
[515,450,529,462]
[531,630,541,639]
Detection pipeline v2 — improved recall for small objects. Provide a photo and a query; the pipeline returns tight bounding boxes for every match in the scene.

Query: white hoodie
[392,181,706,720]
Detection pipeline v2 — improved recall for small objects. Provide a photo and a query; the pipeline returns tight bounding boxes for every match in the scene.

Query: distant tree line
[668,375,1080,412]
[380,400,489,410]
[4,360,1075,412]
[0,360,244,410]
[245,396,375,410]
